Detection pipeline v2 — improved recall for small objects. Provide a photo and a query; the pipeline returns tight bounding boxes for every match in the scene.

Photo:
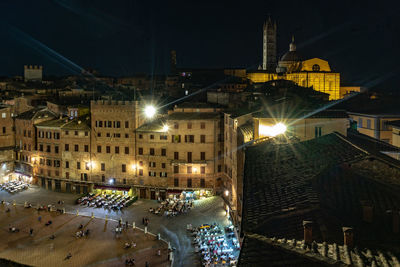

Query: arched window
[312,64,320,72]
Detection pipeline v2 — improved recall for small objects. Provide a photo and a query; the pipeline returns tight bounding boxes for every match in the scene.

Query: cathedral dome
[280,36,302,62]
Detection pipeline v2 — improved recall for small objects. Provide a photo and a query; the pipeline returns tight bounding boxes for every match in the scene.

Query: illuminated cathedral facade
[247,18,341,100]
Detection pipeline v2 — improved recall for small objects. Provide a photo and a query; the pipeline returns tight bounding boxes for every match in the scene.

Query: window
[187,166,192,174]
[174,122,179,129]
[108,121,112,127]
[174,165,179,173]
[55,146,59,154]
[187,122,192,129]
[187,152,192,163]
[201,152,205,160]
[66,172,69,179]
[23,130,26,137]
[139,161,143,166]
[315,126,322,138]
[75,131,78,136]
[138,148,143,155]
[172,135,181,143]
[149,148,155,155]
[106,146,111,153]
[1,113,5,118]
[115,146,119,154]
[74,144,79,152]
[200,178,205,188]
[106,133,110,137]
[150,134,154,140]
[54,160,60,167]
[125,133,129,138]
[312,64,320,71]
[162,163,166,168]
[149,162,156,167]
[125,121,129,128]
[46,145,51,152]
[54,132,60,139]
[123,179,126,184]
[185,135,194,143]
[85,131,88,136]
[122,164,126,172]
[367,119,371,129]
[114,133,121,138]
[102,175,105,182]
[84,145,89,152]
[97,132,101,137]
[174,152,179,160]
[160,135,167,140]
[160,172,167,177]
[77,162,81,170]
[161,148,166,156]
[187,178,192,188]
[139,134,143,139]
[101,163,105,171]
[28,130,31,137]
[382,121,392,131]
[201,166,205,174]
[65,161,69,169]
[125,147,129,154]
[39,144,43,152]
[174,178,179,187]
[116,121,121,128]
[201,122,205,129]
[358,118,363,128]
[200,135,206,143]
[97,145,102,153]
[218,165,222,172]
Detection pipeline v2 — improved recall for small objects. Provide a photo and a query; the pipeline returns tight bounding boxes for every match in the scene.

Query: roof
[35,118,67,128]
[387,120,400,128]
[254,109,348,119]
[280,50,303,62]
[135,118,166,132]
[167,112,221,120]
[61,116,90,130]
[242,132,400,249]
[239,234,400,267]
[15,107,54,120]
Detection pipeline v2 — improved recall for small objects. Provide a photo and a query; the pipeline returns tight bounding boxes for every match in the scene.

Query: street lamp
[162,125,169,132]
[144,105,156,119]
[225,190,229,197]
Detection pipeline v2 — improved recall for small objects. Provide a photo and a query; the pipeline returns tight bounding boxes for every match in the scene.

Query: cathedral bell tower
[262,17,277,72]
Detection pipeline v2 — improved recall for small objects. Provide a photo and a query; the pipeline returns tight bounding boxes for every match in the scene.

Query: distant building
[24,65,43,82]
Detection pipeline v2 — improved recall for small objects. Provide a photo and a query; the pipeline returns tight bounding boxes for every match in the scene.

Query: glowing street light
[193,167,198,173]
[109,178,114,185]
[162,125,169,132]
[259,122,287,137]
[144,105,156,118]
[131,164,137,170]
[225,190,229,197]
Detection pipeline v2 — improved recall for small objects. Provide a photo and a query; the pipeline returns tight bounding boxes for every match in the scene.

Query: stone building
[14,107,57,182]
[135,103,224,199]
[90,100,144,193]
[0,105,15,182]
[24,65,43,82]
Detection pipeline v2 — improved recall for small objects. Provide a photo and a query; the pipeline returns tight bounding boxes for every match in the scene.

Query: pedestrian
[29,228,33,236]
[157,249,161,256]
[145,261,149,267]
[38,216,41,222]
[142,217,145,225]
[125,221,128,229]
[64,252,72,260]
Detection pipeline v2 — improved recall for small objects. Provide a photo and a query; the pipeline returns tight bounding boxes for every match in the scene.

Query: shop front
[94,185,133,197]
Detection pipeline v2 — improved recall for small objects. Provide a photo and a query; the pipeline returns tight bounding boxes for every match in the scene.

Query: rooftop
[167,112,221,121]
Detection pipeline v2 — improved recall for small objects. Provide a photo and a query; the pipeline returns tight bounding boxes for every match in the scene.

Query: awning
[167,189,182,194]
[94,185,130,192]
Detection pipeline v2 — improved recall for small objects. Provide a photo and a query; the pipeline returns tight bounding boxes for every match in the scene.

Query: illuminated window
[312,64,320,71]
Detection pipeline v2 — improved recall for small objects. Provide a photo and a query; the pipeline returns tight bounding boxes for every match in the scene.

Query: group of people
[149,198,193,217]
[0,180,29,194]
[190,223,239,267]
[76,224,90,238]
[124,241,137,249]
[142,217,150,226]
[76,193,134,211]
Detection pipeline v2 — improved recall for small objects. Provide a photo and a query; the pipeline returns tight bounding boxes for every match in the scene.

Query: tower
[262,17,277,72]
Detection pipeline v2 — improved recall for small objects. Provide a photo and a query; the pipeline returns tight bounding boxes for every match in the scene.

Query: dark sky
[1,0,400,89]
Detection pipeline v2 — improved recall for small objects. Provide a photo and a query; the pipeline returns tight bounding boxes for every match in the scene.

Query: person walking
[29,228,33,236]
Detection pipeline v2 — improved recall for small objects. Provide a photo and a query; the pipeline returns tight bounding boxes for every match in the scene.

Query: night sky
[1,0,400,90]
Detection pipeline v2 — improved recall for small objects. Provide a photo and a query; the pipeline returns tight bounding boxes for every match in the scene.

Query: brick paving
[0,203,169,267]
[0,186,230,267]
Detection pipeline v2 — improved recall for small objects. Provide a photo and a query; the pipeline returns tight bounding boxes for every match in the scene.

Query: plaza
[0,185,231,267]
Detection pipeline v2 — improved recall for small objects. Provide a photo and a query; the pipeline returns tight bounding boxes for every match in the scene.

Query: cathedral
[247,18,341,100]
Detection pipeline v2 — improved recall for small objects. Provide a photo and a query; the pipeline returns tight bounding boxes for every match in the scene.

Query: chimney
[303,221,313,246]
[361,201,373,223]
[342,227,354,249]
